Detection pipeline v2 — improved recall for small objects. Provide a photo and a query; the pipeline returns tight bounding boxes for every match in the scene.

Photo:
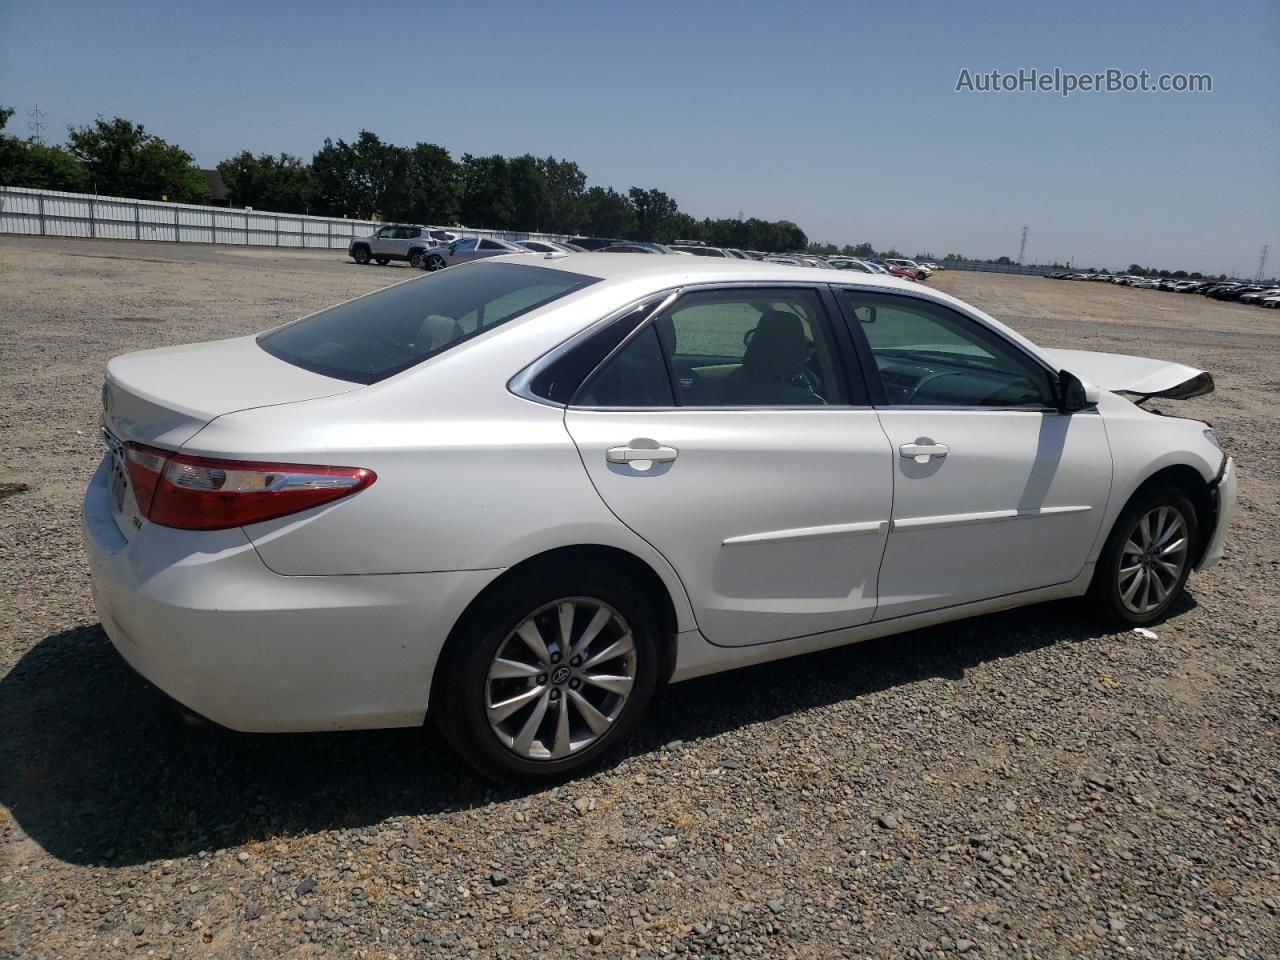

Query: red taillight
[124,442,170,515]
[124,443,375,530]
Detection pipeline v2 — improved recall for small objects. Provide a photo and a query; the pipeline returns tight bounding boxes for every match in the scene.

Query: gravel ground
[1,237,1276,959]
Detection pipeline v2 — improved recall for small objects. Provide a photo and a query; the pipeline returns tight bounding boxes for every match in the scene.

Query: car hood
[1043,348,1214,400]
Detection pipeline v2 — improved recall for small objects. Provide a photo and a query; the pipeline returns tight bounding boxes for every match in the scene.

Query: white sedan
[84,254,1235,781]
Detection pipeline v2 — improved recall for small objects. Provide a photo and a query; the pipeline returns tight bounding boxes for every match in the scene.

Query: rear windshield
[258,262,600,384]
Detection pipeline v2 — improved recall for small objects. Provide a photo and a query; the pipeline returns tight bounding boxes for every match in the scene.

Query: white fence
[0,185,566,248]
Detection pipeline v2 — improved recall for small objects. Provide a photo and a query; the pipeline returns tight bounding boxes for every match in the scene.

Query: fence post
[245,210,251,246]
[37,193,46,236]
[89,195,96,238]
[134,201,141,240]
[173,204,180,241]
[274,215,280,247]
[327,220,332,249]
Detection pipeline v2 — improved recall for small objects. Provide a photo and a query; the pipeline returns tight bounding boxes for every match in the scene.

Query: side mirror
[1057,370,1099,413]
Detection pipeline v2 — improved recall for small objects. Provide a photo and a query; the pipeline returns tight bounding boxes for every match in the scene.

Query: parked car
[420,237,531,270]
[516,240,578,255]
[884,258,933,279]
[827,258,878,273]
[670,244,729,257]
[84,256,1234,782]
[348,224,448,268]
[567,237,625,251]
[1237,287,1280,305]
[598,243,679,254]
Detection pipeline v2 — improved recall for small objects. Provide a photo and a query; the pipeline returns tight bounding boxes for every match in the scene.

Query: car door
[448,237,479,264]
[369,226,395,258]
[477,238,509,261]
[564,284,893,647]
[834,287,1112,620]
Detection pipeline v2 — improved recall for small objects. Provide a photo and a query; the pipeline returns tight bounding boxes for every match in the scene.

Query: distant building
[201,169,230,206]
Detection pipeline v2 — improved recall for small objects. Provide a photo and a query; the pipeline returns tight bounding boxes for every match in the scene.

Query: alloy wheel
[1118,505,1189,615]
[485,597,637,760]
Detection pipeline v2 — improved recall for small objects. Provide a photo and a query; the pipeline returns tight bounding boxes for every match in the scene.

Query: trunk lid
[1043,348,1214,400]
[102,335,360,447]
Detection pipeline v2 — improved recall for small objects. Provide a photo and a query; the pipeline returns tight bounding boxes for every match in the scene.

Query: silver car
[348,224,450,269]
[422,236,530,271]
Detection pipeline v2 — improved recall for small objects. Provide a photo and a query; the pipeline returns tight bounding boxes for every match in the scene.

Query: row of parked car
[346,223,942,281]
[1046,271,1280,308]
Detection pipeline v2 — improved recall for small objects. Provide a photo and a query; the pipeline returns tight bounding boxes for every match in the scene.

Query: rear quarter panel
[178,278,700,631]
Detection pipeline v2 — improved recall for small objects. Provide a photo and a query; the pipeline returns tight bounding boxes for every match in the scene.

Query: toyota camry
[84,253,1236,781]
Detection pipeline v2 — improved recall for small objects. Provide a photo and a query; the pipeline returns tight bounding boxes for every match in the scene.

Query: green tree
[217,151,314,213]
[539,157,586,234]
[0,108,90,191]
[458,154,514,229]
[508,154,548,231]
[581,186,635,238]
[628,187,679,242]
[67,116,208,202]
[401,142,460,225]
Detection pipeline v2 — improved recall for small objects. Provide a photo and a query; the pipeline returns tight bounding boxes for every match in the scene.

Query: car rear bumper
[82,457,500,732]
[1198,456,1235,570]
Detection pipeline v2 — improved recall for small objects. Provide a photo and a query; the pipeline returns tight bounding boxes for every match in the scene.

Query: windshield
[258,262,600,384]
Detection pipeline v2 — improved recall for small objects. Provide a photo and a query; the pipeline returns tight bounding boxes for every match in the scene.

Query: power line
[26,104,46,144]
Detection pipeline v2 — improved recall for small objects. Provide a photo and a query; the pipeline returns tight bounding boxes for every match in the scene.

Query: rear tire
[375,257,390,266]
[1089,487,1197,627]
[434,563,659,783]
[351,246,371,265]
[408,249,425,269]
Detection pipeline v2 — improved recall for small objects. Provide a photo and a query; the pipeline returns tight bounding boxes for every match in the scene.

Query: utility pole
[26,104,46,144]
[1255,244,1269,283]
[1017,226,1028,264]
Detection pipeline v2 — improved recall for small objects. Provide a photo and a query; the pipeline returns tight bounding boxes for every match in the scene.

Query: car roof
[500,250,926,291]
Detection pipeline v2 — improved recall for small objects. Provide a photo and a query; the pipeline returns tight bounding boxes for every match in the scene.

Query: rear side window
[258,262,600,384]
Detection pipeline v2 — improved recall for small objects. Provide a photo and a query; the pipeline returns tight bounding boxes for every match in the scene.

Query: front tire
[425,253,446,271]
[375,257,390,266]
[434,564,660,783]
[1089,488,1197,626]
[351,246,371,265]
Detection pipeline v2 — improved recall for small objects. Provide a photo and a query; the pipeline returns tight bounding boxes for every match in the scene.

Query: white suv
[348,225,457,268]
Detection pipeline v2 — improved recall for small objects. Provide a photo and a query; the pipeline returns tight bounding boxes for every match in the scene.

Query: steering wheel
[905,370,968,404]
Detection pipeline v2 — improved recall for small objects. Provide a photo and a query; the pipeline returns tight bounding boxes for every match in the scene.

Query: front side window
[453,238,478,252]
[259,262,600,384]
[576,287,850,407]
[839,290,1053,407]
[479,239,504,250]
[375,226,394,238]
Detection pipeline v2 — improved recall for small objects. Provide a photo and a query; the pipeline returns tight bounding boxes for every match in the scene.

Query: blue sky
[2,0,1276,274]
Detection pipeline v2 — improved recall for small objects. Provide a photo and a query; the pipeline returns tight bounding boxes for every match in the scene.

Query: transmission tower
[1017,226,1028,264]
[1255,244,1269,282]
[26,104,46,144]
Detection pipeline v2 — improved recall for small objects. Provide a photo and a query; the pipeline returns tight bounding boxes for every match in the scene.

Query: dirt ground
[1,237,1276,959]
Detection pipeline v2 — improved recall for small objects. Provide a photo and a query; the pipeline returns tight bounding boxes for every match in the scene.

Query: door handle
[899,442,949,463]
[607,443,678,468]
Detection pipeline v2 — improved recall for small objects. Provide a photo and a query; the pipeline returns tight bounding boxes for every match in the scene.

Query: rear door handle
[899,442,949,463]
[607,443,678,468]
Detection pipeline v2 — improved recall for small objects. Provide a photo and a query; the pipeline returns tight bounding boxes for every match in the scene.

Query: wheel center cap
[551,666,571,686]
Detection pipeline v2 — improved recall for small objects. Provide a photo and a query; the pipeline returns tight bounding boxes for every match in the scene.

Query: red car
[885,264,922,281]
